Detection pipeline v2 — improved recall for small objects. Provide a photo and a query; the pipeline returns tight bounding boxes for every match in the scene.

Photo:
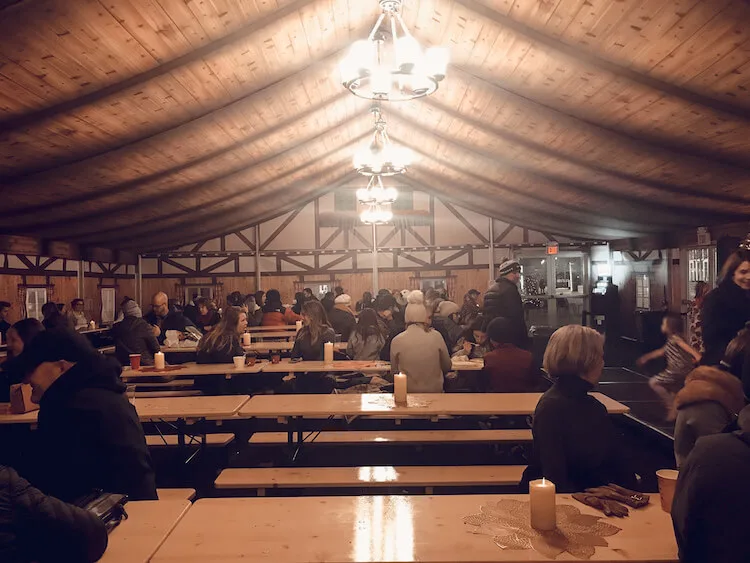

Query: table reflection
[354,496,415,561]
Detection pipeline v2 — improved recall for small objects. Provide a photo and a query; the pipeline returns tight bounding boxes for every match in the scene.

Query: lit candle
[529,478,556,531]
[153,352,166,370]
[89,320,96,330]
[296,320,303,331]
[242,332,252,346]
[323,341,334,364]
[393,372,407,405]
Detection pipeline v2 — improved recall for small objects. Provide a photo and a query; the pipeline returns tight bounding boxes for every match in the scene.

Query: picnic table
[100,499,191,563]
[160,342,346,353]
[122,362,267,381]
[150,494,677,562]
[260,359,392,374]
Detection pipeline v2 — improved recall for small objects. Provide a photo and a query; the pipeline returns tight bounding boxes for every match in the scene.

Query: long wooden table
[100,499,191,563]
[122,362,268,381]
[247,325,297,332]
[161,342,347,353]
[151,495,677,562]
[261,359,392,374]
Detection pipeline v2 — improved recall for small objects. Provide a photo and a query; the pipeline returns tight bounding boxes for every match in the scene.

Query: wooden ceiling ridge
[22,110,367,235]
[452,64,750,173]
[3,90,353,221]
[416,97,750,206]
[0,0,321,134]
[387,111,745,218]
[454,0,750,121]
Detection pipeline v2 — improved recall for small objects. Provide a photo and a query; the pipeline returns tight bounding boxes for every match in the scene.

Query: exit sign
[546,243,559,255]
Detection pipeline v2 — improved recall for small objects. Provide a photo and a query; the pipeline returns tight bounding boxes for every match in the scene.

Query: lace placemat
[464,498,621,559]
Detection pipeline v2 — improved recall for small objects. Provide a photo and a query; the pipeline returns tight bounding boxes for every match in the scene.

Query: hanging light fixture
[356,174,398,205]
[360,202,394,225]
[340,0,449,102]
[354,106,411,176]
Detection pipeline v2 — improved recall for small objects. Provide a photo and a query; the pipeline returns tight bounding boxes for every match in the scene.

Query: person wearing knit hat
[110,300,161,367]
[481,316,536,393]
[432,300,463,351]
[482,258,529,350]
[330,294,356,341]
[390,289,452,393]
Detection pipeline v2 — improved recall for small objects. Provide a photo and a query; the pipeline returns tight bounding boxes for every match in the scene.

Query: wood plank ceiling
[0,0,748,251]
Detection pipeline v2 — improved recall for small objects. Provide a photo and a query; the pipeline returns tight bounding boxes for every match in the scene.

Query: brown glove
[583,485,650,509]
[572,493,629,517]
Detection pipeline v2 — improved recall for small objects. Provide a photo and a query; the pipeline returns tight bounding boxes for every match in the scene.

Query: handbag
[73,490,129,533]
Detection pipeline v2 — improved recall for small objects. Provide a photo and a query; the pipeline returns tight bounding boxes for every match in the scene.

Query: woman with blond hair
[521,325,635,493]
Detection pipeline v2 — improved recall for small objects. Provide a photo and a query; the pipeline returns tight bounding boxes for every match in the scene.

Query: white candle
[323,341,334,364]
[154,352,166,370]
[242,332,252,346]
[393,372,407,405]
[296,320,303,331]
[529,478,556,531]
[89,320,96,330]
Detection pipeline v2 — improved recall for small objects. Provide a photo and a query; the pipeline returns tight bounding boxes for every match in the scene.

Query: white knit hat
[334,294,352,305]
[404,290,428,324]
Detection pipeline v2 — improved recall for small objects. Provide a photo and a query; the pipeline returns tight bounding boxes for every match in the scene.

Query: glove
[584,485,650,509]
[572,493,629,517]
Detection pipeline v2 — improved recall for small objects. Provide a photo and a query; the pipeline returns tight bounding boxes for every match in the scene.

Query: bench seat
[249,429,532,445]
[146,433,235,447]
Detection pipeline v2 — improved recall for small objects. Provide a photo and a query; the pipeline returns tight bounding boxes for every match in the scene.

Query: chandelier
[356,174,398,205]
[354,106,411,176]
[360,202,394,225]
[340,0,449,102]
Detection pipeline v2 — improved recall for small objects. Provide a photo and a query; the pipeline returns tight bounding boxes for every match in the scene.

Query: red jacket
[482,344,537,392]
[261,308,301,326]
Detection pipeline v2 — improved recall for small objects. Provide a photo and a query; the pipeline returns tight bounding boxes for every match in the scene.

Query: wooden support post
[136,255,143,307]
[255,225,262,291]
[488,218,495,284]
[77,260,85,300]
[372,223,379,294]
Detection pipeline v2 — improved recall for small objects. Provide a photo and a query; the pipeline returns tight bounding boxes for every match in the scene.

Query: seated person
[431,300,463,352]
[0,301,11,341]
[143,292,195,344]
[672,404,750,563]
[0,318,44,402]
[19,329,157,502]
[260,289,301,326]
[0,464,108,563]
[196,307,247,364]
[328,294,356,341]
[347,309,386,361]
[521,325,635,493]
[68,298,89,331]
[390,292,451,393]
[291,301,335,361]
[244,294,263,326]
[110,300,160,367]
[41,302,73,331]
[482,317,537,392]
[194,297,221,333]
[452,315,490,360]
[375,294,404,361]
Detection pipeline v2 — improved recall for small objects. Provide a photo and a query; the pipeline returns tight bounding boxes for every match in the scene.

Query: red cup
[247,355,257,366]
[129,354,142,370]
[271,354,281,364]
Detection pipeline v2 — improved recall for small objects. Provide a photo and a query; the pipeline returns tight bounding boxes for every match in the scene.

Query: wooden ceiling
[0,0,749,252]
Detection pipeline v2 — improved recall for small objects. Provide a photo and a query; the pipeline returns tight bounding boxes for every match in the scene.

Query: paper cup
[233,356,245,369]
[656,469,678,513]
[129,354,142,370]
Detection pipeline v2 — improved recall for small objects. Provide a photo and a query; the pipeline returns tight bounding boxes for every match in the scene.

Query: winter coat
[328,305,356,341]
[521,375,635,493]
[196,335,245,364]
[346,330,385,361]
[143,310,195,345]
[672,405,750,563]
[482,344,537,393]
[30,356,157,503]
[0,465,108,563]
[291,327,336,361]
[260,305,301,327]
[700,279,750,366]
[195,310,221,333]
[377,315,405,362]
[431,315,463,352]
[673,366,743,468]
[482,277,529,349]
[390,325,452,393]
[110,316,160,367]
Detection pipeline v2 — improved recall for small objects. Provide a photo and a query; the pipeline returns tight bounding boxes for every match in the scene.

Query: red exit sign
[546,243,559,255]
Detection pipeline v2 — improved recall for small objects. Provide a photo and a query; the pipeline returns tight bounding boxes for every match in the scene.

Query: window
[635,274,650,310]
[687,247,715,298]
[100,288,116,324]
[183,286,214,304]
[25,288,47,321]
[420,278,446,293]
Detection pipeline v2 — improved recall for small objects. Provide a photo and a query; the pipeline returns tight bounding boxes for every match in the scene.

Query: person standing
[701,249,750,366]
[0,301,12,341]
[483,259,529,349]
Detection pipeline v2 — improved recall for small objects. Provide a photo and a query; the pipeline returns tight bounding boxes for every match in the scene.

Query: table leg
[291,416,304,464]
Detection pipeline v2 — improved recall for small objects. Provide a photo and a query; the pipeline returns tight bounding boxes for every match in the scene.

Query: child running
[637,312,701,414]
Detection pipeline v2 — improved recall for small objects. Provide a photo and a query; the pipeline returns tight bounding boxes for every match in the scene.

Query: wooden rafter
[320,227,343,250]
[439,200,489,244]
[436,248,469,266]
[494,224,516,244]
[261,209,303,251]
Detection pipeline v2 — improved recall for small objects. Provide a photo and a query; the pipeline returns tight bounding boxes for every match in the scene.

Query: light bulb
[396,35,422,72]
[425,47,449,81]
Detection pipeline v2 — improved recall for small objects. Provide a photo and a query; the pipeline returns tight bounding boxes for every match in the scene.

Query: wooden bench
[249,429,532,445]
[215,465,526,495]
[156,488,197,501]
[146,433,235,447]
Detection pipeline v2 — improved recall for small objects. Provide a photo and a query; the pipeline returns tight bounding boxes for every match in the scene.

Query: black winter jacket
[30,356,157,503]
[482,277,529,349]
[0,465,108,563]
[700,279,750,366]
[291,327,336,361]
[328,307,356,341]
[196,336,245,364]
[143,310,195,345]
[521,375,635,493]
[110,316,160,366]
[672,405,750,563]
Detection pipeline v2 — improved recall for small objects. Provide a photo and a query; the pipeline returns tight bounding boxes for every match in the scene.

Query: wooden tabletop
[151,495,677,562]
[122,362,267,379]
[247,325,298,332]
[260,359,391,374]
[0,403,39,425]
[161,342,346,353]
[100,499,191,563]
[238,392,629,418]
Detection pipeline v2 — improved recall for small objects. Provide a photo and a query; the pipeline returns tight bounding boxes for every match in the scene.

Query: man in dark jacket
[483,259,529,349]
[375,294,404,361]
[672,404,750,563]
[19,330,157,503]
[329,294,356,341]
[110,300,161,366]
[0,464,108,563]
[143,291,195,345]
[182,293,199,324]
